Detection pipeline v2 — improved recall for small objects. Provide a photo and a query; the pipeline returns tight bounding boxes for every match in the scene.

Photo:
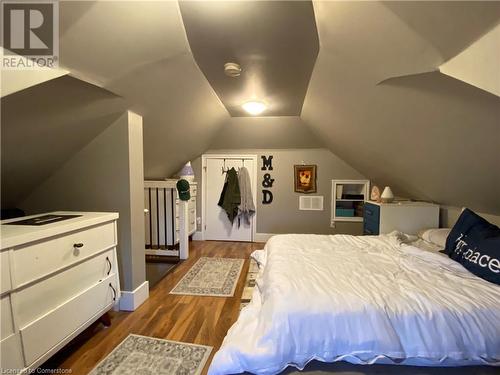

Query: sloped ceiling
[1,75,126,206]
[0,48,69,97]
[58,1,229,179]
[440,23,500,97]
[302,1,500,215]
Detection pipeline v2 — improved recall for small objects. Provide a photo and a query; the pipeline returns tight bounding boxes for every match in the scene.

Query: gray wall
[209,116,324,150]
[440,206,500,228]
[192,148,366,236]
[20,111,146,292]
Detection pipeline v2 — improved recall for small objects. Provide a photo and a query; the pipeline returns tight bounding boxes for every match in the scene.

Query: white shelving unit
[331,179,370,223]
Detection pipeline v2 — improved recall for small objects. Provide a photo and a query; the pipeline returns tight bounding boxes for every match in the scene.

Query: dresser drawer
[188,198,196,209]
[363,203,380,224]
[20,273,117,366]
[16,249,117,327]
[1,251,11,294]
[189,211,196,230]
[13,222,115,286]
[0,332,24,370]
[1,295,14,340]
[363,219,379,235]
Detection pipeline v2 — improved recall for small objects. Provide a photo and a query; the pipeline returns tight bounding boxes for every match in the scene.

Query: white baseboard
[192,231,203,240]
[119,280,149,311]
[254,233,276,242]
[192,231,274,243]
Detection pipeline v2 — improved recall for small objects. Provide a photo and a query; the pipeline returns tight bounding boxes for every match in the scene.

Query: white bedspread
[209,233,500,375]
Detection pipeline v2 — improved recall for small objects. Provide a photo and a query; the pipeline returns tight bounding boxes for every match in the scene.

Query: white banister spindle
[144,180,196,259]
[179,200,189,260]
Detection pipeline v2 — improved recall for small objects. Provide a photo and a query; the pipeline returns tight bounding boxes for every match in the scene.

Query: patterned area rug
[170,257,244,297]
[89,334,212,375]
[240,258,259,311]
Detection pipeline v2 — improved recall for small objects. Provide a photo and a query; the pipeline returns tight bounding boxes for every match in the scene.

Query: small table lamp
[381,186,394,203]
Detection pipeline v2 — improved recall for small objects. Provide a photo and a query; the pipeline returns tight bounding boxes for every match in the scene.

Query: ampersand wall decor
[261,156,274,204]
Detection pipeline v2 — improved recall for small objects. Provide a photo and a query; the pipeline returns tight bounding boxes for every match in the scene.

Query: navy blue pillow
[445,208,500,285]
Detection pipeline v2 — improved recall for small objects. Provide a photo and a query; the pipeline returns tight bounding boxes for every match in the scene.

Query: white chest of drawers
[0,212,120,371]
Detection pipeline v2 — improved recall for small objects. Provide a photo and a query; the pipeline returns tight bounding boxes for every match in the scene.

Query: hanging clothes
[218,167,241,224]
[237,166,255,227]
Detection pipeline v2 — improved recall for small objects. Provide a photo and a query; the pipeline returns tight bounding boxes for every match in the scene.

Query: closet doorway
[202,154,257,242]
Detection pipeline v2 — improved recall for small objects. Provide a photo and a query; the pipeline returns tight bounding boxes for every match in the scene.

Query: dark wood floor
[43,240,261,375]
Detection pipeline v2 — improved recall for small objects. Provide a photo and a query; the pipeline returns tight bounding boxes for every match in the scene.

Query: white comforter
[209,233,500,375]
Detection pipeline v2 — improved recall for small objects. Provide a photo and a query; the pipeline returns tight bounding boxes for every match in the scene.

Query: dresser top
[365,200,439,207]
[1,211,118,250]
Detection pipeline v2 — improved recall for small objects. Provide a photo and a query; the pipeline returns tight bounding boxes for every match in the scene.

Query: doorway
[202,154,257,242]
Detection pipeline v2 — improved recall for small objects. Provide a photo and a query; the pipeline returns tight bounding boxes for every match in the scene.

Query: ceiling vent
[224,62,241,77]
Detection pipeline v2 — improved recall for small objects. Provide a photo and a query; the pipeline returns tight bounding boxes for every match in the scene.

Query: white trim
[201,154,258,242]
[145,249,179,257]
[119,280,149,311]
[192,231,203,240]
[331,179,370,225]
[254,233,276,243]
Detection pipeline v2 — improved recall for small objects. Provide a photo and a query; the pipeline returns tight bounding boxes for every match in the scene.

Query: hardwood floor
[42,240,262,375]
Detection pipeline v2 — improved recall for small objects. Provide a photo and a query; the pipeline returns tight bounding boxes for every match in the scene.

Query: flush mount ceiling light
[242,101,266,115]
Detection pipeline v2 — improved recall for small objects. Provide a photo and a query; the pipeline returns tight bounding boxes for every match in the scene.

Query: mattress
[209,233,500,374]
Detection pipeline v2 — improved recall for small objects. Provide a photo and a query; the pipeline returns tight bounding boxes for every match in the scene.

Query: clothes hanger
[221,158,227,175]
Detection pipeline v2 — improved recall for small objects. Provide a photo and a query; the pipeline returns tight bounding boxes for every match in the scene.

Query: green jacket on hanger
[218,167,241,224]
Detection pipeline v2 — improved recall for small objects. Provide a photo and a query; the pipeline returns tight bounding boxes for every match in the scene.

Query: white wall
[20,111,146,292]
[440,206,500,228]
[440,23,500,97]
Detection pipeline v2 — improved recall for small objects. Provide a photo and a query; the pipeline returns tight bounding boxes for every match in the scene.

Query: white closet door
[204,158,255,242]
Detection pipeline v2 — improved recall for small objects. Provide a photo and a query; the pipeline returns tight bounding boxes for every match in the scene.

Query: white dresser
[0,212,120,371]
[364,201,439,235]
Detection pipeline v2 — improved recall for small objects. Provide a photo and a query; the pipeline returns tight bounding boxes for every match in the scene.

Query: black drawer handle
[109,283,117,301]
[365,210,372,216]
[106,256,112,275]
[73,243,84,248]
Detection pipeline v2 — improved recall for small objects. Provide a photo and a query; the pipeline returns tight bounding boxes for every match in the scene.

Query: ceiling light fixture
[242,101,266,115]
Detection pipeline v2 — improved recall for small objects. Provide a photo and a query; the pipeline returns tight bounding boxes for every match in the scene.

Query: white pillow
[418,228,451,249]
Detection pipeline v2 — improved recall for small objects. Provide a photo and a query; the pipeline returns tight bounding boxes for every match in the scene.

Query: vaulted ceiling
[1,1,499,215]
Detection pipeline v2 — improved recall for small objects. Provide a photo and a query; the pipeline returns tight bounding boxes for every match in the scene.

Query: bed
[208,232,500,375]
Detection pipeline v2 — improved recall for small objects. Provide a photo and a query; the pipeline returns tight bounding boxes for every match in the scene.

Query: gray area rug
[170,257,244,297]
[89,334,212,375]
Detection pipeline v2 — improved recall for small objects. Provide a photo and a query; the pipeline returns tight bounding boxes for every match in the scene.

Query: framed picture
[294,165,317,193]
